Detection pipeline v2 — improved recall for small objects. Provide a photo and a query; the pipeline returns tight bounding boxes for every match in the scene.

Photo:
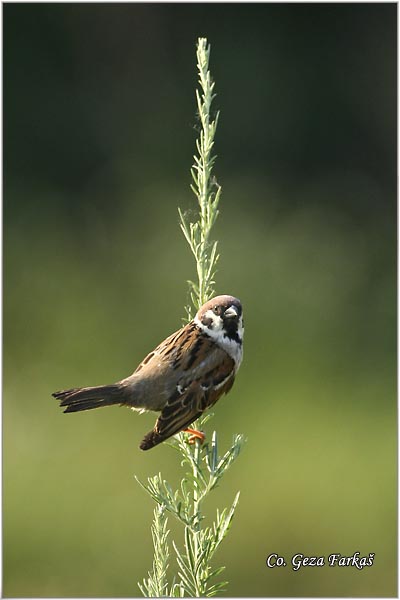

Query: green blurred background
[4,3,396,597]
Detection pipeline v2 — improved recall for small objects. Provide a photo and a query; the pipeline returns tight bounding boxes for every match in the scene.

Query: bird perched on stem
[53,295,244,450]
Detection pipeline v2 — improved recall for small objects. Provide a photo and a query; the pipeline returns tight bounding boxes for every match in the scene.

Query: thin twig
[137,37,244,598]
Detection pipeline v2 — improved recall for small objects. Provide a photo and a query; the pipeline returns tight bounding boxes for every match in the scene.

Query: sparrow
[53,295,244,450]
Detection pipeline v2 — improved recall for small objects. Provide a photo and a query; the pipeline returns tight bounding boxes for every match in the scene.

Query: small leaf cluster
[138,36,244,598]
[138,504,170,597]
[179,37,222,319]
[137,414,245,597]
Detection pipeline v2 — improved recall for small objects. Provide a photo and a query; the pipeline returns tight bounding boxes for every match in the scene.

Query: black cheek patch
[202,316,213,328]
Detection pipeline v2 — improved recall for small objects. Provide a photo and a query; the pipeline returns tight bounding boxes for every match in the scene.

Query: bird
[53,295,244,450]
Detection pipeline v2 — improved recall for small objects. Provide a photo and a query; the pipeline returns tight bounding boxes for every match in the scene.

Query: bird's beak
[224,305,239,319]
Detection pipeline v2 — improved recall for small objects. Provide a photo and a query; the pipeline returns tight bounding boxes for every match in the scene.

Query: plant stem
[180,37,221,317]
[138,37,244,598]
[192,439,201,593]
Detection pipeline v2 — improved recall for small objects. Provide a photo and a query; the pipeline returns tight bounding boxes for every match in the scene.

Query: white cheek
[194,313,243,368]
[238,316,244,339]
[204,309,224,331]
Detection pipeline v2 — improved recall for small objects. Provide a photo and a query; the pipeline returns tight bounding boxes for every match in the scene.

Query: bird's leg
[184,428,206,445]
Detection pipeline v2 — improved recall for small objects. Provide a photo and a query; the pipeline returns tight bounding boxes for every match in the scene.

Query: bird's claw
[184,428,206,445]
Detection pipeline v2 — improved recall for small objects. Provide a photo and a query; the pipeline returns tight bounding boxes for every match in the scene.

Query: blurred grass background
[4,3,396,597]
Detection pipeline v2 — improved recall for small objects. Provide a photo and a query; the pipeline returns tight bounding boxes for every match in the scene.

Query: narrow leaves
[179,37,222,316]
[138,37,244,599]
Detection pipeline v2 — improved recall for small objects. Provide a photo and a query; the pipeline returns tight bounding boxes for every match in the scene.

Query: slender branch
[179,37,222,318]
[137,37,244,598]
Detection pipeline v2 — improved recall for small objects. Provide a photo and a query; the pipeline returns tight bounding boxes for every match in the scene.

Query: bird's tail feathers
[53,384,124,413]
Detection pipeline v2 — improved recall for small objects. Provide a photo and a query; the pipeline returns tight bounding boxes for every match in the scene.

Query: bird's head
[194,295,244,347]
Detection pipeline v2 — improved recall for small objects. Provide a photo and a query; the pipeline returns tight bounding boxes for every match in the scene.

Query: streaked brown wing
[140,349,235,451]
[139,382,204,450]
[129,323,235,412]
